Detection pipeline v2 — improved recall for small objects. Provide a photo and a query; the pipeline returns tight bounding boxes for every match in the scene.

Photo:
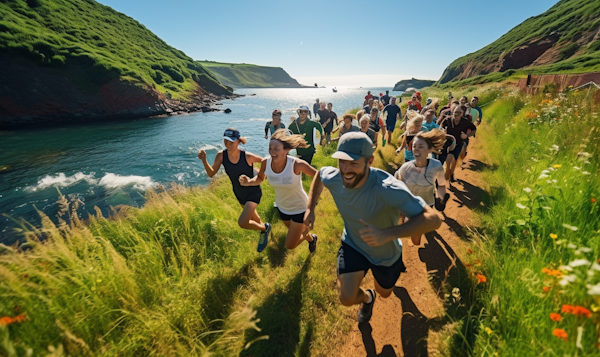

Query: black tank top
[369,119,381,133]
[222,149,261,201]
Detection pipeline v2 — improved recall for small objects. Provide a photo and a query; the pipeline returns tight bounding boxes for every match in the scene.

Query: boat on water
[332,87,337,93]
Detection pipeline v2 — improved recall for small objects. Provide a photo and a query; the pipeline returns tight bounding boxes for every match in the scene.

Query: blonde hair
[342,113,356,122]
[271,129,309,149]
[239,137,248,145]
[415,128,447,154]
[359,116,370,124]
[406,110,424,133]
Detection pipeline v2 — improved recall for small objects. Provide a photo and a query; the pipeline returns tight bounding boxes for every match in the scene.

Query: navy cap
[223,128,241,142]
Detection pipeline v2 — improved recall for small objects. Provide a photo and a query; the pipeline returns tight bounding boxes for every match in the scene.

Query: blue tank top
[222,149,261,201]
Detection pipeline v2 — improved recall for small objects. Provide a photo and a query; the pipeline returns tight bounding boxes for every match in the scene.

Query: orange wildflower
[0,313,26,327]
[561,305,592,318]
[477,274,486,284]
[553,328,568,341]
[592,198,597,203]
[543,286,550,293]
[467,248,473,254]
[542,268,562,277]
[549,313,562,321]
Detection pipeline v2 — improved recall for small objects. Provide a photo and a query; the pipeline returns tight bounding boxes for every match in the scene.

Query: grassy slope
[0,0,230,98]
[197,61,302,88]
[439,0,600,85]
[415,83,600,355]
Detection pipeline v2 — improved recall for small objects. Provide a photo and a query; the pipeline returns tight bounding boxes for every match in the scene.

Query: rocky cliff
[197,61,302,88]
[439,0,600,84]
[0,0,232,128]
[392,78,436,91]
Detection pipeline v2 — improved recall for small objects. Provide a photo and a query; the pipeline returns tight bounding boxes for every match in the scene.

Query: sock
[365,290,373,304]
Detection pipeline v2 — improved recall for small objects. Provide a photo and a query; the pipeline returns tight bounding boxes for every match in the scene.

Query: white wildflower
[573,166,581,170]
[542,206,551,210]
[582,171,590,175]
[578,247,592,253]
[591,262,600,271]
[587,283,600,295]
[567,243,578,249]
[568,259,591,267]
[576,326,583,350]
[516,203,527,209]
[562,224,579,231]
[558,275,577,286]
[523,187,532,193]
[549,145,560,152]
[560,265,573,271]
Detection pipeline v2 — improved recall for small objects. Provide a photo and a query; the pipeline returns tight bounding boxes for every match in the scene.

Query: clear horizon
[97,0,557,87]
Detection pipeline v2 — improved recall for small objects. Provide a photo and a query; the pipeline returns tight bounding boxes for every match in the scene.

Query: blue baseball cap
[222,128,241,142]
[332,132,374,161]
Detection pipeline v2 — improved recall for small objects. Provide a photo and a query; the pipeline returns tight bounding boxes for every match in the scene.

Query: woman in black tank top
[198,128,272,252]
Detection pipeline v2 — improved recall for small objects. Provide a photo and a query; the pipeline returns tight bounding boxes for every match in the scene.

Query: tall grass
[470,87,600,355]
[0,149,354,356]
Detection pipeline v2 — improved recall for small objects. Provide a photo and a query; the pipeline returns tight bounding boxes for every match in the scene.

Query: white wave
[25,172,98,192]
[193,143,222,152]
[174,172,189,181]
[230,117,269,123]
[98,173,156,191]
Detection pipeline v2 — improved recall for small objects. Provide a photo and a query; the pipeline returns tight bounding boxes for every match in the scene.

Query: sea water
[0,87,403,243]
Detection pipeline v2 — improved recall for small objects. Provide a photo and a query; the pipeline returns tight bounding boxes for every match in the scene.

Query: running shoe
[358,289,376,324]
[257,223,271,252]
[308,234,318,253]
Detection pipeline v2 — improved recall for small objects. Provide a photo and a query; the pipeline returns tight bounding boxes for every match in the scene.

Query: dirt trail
[337,137,490,357]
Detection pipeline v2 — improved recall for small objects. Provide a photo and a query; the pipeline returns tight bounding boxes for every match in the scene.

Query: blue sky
[97,0,557,87]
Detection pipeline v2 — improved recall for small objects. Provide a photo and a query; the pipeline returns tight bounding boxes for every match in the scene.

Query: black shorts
[438,143,463,165]
[277,207,304,223]
[236,190,262,205]
[337,241,406,290]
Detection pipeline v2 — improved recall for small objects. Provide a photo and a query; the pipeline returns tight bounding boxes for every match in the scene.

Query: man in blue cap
[304,132,441,324]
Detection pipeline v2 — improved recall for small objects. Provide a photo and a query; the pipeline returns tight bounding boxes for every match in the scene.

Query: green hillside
[439,0,600,84]
[0,0,230,98]
[197,61,302,88]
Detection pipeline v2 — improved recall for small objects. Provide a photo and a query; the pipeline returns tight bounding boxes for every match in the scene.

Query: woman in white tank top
[239,129,319,253]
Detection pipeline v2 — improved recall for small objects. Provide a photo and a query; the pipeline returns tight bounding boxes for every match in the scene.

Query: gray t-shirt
[339,124,360,137]
[320,166,426,266]
[395,159,446,206]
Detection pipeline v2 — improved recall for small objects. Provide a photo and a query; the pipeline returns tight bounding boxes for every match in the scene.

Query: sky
[97,0,557,87]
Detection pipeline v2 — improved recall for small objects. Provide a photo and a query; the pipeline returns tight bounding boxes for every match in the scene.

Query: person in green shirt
[289,105,323,165]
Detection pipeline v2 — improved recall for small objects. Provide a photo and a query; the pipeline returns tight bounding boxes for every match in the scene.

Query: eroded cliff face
[0,53,230,128]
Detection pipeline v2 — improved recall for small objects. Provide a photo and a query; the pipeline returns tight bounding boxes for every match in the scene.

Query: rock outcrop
[392,78,436,91]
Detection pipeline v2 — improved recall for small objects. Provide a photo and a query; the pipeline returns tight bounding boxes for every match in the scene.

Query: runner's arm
[294,159,318,177]
[313,121,323,135]
[264,122,270,138]
[304,171,324,229]
[198,150,223,178]
[358,205,441,247]
[240,158,266,186]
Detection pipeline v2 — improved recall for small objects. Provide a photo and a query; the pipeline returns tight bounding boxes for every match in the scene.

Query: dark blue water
[0,87,401,243]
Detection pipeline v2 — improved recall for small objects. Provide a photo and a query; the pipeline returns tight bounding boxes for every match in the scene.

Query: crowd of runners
[197,89,483,325]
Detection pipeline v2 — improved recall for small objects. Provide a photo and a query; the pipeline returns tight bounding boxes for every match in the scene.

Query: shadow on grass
[449,179,490,212]
[416,231,480,356]
[265,229,289,268]
[201,261,256,324]
[240,255,313,357]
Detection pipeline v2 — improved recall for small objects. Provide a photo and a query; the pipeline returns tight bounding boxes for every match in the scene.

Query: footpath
[337,136,490,357]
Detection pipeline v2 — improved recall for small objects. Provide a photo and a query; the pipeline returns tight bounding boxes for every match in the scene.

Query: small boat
[332,87,337,93]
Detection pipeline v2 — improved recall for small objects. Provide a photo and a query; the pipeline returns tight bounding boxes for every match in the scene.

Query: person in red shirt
[364,91,373,102]
[407,94,422,112]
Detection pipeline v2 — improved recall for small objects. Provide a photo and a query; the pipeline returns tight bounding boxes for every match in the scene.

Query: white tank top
[266,156,308,215]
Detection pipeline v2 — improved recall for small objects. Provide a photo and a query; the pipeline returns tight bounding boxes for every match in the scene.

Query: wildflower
[550,313,562,321]
[576,326,584,350]
[559,275,576,286]
[542,268,563,277]
[516,203,527,209]
[553,164,562,169]
[569,259,591,268]
[543,286,550,293]
[592,198,597,203]
[477,274,486,284]
[485,327,492,335]
[550,233,558,239]
[0,313,26,327]
[561,305,592,318]
[562,223,578,231]
[523,187,532,193]
[553,328,568,341]
[467,248,473,254]
[586,283,600,295]
[475,260,482,266]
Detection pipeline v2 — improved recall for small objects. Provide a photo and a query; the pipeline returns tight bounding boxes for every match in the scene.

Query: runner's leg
[444,154,456,182]
[337,271,369,306]
[283,220,313,249]
[373,279,394,298]
[238,202,265,231]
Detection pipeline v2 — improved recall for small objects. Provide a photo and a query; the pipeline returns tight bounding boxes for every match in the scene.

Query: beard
[341,163,369,188]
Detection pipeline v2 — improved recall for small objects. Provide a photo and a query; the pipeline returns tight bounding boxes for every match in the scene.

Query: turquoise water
[0,87,401,243]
